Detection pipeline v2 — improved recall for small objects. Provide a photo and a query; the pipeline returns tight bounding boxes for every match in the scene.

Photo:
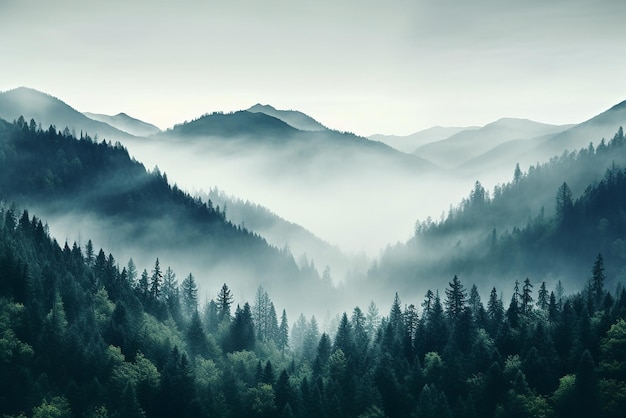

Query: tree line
[1,201,626,417]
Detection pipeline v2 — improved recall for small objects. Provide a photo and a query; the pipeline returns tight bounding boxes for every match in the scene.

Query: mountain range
[2,85,626,261]
[369,126,476,154]
[83,111,161,137]
[246,103,327,131]
[412,118,572,169]
[0,87,136,141]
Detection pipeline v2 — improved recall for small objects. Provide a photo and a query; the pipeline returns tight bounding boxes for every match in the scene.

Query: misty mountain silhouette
[0,87,136,141]
[246,103,327,131]
[204,188,357,279]
[370,124,626,299]
[84,111,161,137]
[369,126,476,154]
[459,100,626,178]
[532,99,626,157]
[413,118,570,168]
[164,110,300,139]
[155,110,438,174]
[0,117,335,313]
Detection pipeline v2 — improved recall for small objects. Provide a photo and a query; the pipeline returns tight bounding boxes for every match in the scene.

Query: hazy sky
[2,0,626,136]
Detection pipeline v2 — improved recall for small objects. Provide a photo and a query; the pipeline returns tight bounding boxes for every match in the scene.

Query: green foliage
[2,123,626,416]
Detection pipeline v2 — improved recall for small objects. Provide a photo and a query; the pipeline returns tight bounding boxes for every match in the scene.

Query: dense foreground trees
[1,203,626,417]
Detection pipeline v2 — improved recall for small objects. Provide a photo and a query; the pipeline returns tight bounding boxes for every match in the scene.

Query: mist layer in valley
[3,87,626,318]
[118,110,475,258]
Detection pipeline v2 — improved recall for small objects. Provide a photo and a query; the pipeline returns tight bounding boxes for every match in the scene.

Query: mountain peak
[248,103,277,112]
[246,103,327,131]
[0,86,136,140]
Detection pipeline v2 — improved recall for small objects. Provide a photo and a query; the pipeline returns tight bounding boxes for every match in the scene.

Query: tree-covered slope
[370,127,626,295]
[154,110,437,173]
[2,205,626,417]
[0,87,136,141]
[0,117,324,310]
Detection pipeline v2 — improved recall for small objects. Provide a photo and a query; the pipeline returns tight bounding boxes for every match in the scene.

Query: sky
[2,0,626,136]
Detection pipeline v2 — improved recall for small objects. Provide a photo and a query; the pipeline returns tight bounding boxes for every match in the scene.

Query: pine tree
[422,289,435,320]
[556,182,574,225]
[590,253,605,308]
[228,303,255,352]
[216,283,233,322]
[468,284,482,317]
[365,301,380,337]
[487,287,503,322]
[205,299,219,333]
[444,275,467,322]
[548,291,558,322]
[267,302,279,343]
[333,312,354,356]
[126,258,138,286]
[537,281,549,311]
[187,310,210,359]
[556,280,565,309]
[181,273,198,318]
[85,239,95,267]
[253,287,270,341]
[352,306,369,355]
[506,295,520,328]
[521,278,533,315]
[162,266,178,303]
[138,269,150,301]
[150,258,163,300]
[303,316,320,362]
[277,309,289,354]
[513,162,522,184]
[389,292,403,328]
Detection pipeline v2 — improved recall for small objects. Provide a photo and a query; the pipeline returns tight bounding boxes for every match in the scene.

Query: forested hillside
[371,127,626,295]
[0,116,328,314]
[1,202,626,417]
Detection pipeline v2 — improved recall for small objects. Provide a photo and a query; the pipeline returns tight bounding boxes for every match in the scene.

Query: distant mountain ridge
[164,110,300,139]
[84,111,161,137]
[369,125,626,300]
[458,101,626,178]
[0,87,136,141]
[246,103,327,131]
[369,126,476,154]
[413,118,571,168]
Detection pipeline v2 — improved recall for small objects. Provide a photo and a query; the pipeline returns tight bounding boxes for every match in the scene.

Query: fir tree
[537,281,549,311]
[277,309,289,354]
[181,273,198,318]
[590,253,605,308]
[444,275,467,322]
[521,278,533,315]
[150,258,163,300]
[217,283,233,322]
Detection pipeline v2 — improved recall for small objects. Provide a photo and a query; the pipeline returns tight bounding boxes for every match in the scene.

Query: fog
[119,132,476,258]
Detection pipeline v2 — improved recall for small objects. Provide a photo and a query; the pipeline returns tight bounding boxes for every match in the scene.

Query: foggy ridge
[0,87,137,141]
[0,117,340,316]
[413,118,571,168]
[246,103,328,131]
[83,111,161,137]
[369,125,477,154]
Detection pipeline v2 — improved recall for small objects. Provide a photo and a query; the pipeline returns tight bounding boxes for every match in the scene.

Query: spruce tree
[277,309,289,354]
[444,275,467,322]
[150,258,163,300]
[216,283,233,322]
[181,273,198,318]
[521,278,533,315]
[590,253,605,308]
[537,281,549,311]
